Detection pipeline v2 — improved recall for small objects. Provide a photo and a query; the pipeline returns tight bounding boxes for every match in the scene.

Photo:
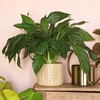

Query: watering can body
[71,64,95,86]
[67,51,100,86]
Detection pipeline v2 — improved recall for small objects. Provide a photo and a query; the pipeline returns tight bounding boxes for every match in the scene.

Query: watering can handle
[67,50,74,77]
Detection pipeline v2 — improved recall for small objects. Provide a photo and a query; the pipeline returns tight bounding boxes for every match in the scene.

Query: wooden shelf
[34,83,100,100]
[34,83,100,92]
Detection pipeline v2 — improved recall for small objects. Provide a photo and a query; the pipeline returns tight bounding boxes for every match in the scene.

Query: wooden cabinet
[34,83,100,100]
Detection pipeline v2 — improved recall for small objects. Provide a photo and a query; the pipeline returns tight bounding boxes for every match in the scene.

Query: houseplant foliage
[2,11,97,74]
[19,88,42,100]
[92,29,100,66]
[0,76,42,100]
[0,76,20,100]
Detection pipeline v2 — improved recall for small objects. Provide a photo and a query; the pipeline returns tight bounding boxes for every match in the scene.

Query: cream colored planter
[37,63,63,86]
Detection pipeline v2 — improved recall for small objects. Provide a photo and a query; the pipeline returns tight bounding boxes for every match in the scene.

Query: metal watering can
[67,51,100,86]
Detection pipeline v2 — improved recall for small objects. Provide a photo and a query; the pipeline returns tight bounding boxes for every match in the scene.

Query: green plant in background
[19,88,42,100]
[92,29,100,66]
[0,76,20,100]
[2,11,97,74]
[0,76,42,100]
[93,29,100,35]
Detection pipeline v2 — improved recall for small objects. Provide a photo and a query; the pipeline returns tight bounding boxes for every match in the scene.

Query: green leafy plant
[93,29,100,35]
[2,11,97,74]
[0,76,42,100]
[0,76,20,100]
[92,29,100,66]
[19,88,42,100]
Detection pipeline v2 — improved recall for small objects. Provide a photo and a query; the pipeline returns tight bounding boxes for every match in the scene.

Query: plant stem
[47,51,51,63]
[56,32,60,40]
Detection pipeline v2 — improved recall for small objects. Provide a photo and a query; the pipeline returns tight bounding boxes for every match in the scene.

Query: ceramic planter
[37,63,63,86]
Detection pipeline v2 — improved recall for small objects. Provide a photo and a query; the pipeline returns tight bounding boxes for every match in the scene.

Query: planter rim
[43,62,63,65]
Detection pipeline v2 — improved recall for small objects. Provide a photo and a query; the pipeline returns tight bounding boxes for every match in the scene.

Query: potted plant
[2,11,96,86]
[92,29,100,66]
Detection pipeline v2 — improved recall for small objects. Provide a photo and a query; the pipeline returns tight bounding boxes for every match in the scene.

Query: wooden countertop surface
[34,83,100,92]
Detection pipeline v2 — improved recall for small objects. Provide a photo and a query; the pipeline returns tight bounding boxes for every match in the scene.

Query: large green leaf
[70,21,87,26]
[3,34,27,65]
[93,29,100,35]
[17,54,21,68]
[49,39,58,50]
[37,41,48,55]
[14,23,36,33]
[68,33,79,45]
[3,82,12,90]
[47,11,70,24]
[56,19,71,39]
[21,14,35,25]
[40,16,49,34]
[0,76,12,91]
[0,76,17,100]
[0,89,20,100]
[32,92,42,100]
[72,27,94,41]
[23,38,40,58]
[32,54,44,75]
[14,14,36,33]
[0,76,5,91]
[79,28,94,41]
[57,19,70,32]
[0,82,4,91]
[19,88,42,100]
[85,46,97,61]
[0,93,4,100]
[77,41,97,61]
[48,24,57,39]
[58,40,70,59]
[72,45,90,74]
[2,35,21,55]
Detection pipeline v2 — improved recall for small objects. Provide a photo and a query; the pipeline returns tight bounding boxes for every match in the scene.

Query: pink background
[0,0,100,93]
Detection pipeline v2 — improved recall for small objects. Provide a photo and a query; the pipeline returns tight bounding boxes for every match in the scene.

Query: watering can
[67,51,100,86]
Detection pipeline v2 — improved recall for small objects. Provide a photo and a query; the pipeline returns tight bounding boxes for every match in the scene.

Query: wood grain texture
[46,92,100,100]
[40,92,46,100]
[35,83,100,100]
[35,83,100,92]
[37,63,63,86]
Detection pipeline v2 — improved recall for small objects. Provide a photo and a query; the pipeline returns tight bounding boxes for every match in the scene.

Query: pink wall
[0,0,100,92]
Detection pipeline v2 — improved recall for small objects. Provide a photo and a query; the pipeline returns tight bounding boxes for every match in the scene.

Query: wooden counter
[34,83,100,100]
